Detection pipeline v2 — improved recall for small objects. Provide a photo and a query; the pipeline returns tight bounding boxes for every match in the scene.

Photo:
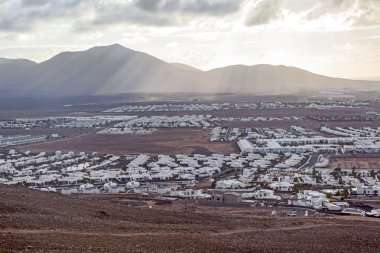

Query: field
[16,128,237,155]
[1,184,380,253]
[329,155,380,170]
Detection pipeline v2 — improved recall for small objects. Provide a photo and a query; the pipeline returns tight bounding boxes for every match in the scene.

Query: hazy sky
[0,0,379,79]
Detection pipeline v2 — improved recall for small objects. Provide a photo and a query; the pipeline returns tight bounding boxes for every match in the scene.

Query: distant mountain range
[0,44,378,97]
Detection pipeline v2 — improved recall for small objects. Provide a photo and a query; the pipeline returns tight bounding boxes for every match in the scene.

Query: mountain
[0,44,378,96]
[0,58,37,95]
[0,58,36,66]
[171,63,202,72]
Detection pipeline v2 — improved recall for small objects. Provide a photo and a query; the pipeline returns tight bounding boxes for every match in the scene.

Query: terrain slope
[1,185,380,252]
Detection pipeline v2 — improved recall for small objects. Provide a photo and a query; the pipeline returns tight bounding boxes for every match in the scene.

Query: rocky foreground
[0,185,380,252]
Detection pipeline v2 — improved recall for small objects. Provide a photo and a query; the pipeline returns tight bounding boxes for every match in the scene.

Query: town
[0,93,379,218]
[0,94,379,222]
[1,136,379,217]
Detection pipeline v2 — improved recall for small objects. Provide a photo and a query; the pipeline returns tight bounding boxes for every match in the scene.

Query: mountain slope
[1,184,380,252]
[0,58,37,95]
[203,64,369,93]
[0,44,378,96]
[171,63,203,72]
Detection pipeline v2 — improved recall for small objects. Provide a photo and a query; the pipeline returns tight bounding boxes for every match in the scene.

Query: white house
[270,181,294,192]
[253,189,281,200]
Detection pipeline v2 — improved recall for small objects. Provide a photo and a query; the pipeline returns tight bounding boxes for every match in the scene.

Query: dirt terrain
[329,155,380,170]
[16,128,237,155]
[1,185,380,252]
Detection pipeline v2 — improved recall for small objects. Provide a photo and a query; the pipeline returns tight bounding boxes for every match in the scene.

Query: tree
[259,181,269,189]
[350,167,357,177]
[341,189,349,199]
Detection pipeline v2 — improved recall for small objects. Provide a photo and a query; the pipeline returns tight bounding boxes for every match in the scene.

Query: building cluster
[320,127,380,138]
[235,127,380,154]
[0,135,54,148]
[318,90,355,98]
[103,102,263,113]
[309,112,380,122]
[102,100,370,114]
[99,115,304,136]
[300,98,369,109]
[212,126,316,142]
[100,115,214,134]
[103,103,229,112]
[0,116,137,129]
[0,148,378,203]
[216,116,302,123]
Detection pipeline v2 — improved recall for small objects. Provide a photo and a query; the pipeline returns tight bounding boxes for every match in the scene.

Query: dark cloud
[77,0,243,30]
[88,4,173,28]
[21,0,50,6]
[87,0,243,29]
[0,0,86,32]
[0,0,243,33]
[2,0,378,34]
[135,0,242,15]
[245,0,282,26]
[135,0,179,13]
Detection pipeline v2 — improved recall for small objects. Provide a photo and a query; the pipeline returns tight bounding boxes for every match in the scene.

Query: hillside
[0,58,37,95]
[0,44,378,96]
[171,62,203,72]
[1,184,380,252]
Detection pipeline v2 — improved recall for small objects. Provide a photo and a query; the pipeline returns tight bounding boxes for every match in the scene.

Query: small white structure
[39,186,57,192]
[61,188,78,195]
[216,179,246,189]
[103,182,125,193]
[237,139,254,154]
[356,185,379,196]
[170,189,209,199]
[270,181,294,192]
[289,190,326,208]
[78,183,99,194]
[253,189,281,200]
[126,181,140,189]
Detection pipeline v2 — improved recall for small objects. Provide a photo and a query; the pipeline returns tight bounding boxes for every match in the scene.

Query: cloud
[165,41,179,48]
[85,3,174,28]
[135,0,242,16]
[1,0,379,34]
[0,0,244,33]
[306,0,354,20]
[80,0,243,30]
[245,0,282,26]
[306,0,380,28]
[0,0,86,32]
[21,0,50,7]
[351,0,380,27]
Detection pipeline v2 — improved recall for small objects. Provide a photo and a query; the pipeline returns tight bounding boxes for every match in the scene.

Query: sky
[0,0,379,80]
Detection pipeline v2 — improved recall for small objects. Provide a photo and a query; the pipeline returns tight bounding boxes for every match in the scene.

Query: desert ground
[16,128,238,155]
[329,155,380,170]
[1,184,380,253]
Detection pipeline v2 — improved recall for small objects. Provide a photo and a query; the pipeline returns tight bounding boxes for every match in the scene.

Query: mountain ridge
[0,44,378,96]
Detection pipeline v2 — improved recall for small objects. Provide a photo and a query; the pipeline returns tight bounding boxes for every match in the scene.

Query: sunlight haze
[0,0,379,79]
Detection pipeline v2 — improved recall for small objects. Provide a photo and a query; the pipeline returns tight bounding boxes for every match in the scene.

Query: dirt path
[0,229,181,237]
[215,223,341,236]
[0,223,345,238]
